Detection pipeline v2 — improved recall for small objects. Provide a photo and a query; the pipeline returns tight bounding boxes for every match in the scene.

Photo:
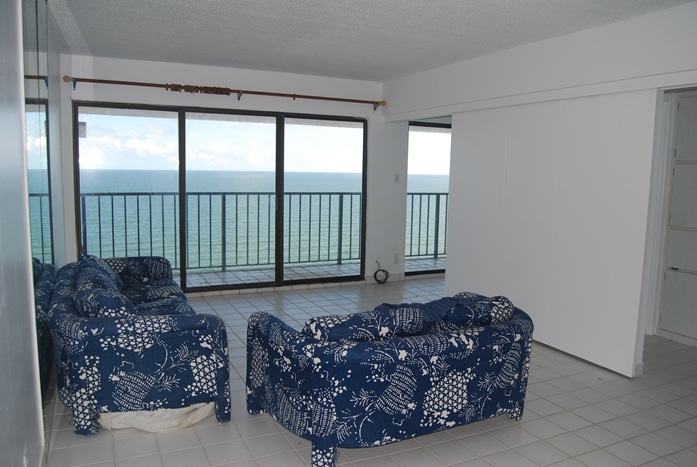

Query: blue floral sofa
[246,292,534,467]
[33,257,56,402]
[48,255,231,435]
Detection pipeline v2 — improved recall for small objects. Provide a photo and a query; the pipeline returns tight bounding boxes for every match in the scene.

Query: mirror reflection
[23,0,53,264]
[22,0,55,461]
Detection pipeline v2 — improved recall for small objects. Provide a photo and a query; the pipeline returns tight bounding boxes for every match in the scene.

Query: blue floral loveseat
[33,257,56,402]
[246,292,534,466]
[49,255,231,435]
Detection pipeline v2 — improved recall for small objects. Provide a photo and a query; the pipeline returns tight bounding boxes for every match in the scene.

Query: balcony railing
[28,193,53,263]
[30,191,447,271]
[406,193,448,259]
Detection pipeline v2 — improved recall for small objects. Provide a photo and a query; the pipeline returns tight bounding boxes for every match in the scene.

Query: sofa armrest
[246,312,318,386]
[246,312,326,424]
[50,307,230,434]
[104,256,174,285]
[33,262,56,320]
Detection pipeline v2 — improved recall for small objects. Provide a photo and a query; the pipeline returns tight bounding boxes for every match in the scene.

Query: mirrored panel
[24,0,52,263]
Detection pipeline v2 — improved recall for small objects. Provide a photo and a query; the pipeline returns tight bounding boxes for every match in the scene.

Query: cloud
[79,116,178,170]
[78,112,368,174]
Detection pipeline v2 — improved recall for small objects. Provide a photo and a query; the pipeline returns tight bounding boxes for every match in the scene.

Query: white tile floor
[44,276,697,466]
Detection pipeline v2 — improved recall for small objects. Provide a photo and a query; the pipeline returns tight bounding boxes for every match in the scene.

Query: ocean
[28,170,449,269]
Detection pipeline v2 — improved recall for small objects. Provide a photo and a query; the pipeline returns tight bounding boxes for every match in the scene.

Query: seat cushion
[74,287,138,318]
[121,283,186,305]
[431,292,515,332]
[74,255,135,318]
[134,296,196,316]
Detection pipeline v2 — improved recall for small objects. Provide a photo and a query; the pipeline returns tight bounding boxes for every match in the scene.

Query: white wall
[56,56,407,278]
[383,2,697,377]
[383,2,697,121]
[447,92,656,377]
[365,119,409,282]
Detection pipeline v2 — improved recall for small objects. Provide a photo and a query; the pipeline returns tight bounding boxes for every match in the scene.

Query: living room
[3,1,697,465]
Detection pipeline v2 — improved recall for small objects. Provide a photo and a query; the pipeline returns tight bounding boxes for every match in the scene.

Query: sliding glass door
[283,118,365,282]
[184,113,277,288]
[76,104,365,290]
[77,106,180,268]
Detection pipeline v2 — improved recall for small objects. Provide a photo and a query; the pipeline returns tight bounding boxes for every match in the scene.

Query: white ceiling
[49,0,696,82]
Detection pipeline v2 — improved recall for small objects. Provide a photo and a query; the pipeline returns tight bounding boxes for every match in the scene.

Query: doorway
[405,121,451,275]
[657,90,697,346]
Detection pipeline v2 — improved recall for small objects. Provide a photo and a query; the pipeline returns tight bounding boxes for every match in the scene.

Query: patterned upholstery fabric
[430,291,516,333]
[247,294,533,467]
[48,256,231,435]
[302,302,436,342]
[33,258,56,402]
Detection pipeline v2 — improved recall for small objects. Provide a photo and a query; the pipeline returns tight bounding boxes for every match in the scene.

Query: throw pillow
[77,255,122,291]
[441,292,515,328]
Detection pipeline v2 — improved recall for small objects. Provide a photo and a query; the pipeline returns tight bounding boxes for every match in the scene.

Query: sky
[27,110,451,176]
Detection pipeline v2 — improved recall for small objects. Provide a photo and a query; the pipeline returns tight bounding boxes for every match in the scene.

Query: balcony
[30,191,447,287]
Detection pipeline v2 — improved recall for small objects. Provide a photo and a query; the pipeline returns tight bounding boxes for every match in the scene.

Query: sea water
[28,170,449,267]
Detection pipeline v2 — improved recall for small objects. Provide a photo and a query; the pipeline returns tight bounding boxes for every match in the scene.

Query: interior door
[659,93,697,341]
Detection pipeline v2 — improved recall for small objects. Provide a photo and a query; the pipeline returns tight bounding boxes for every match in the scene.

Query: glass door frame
[73,102,367,292]
[281,113,368,286]
[405,121,451,276]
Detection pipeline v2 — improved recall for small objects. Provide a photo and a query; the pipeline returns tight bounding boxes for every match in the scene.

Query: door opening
[656,90,697,347]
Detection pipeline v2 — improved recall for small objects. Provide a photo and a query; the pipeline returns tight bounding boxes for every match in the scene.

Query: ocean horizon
[28,169,449,194]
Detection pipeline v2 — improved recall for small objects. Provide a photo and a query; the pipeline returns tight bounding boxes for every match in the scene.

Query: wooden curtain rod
[62,75,386,110]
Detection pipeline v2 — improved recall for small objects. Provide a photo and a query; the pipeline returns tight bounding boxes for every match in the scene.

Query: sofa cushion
[121,283,186,304]
[76,255,123,291]
[303,294,515,342]
[134,296,196,316]
[433,292,515,331]
[105,256,173,286]
[303,301,441,342]
[73,256,135,318]
[74,287,138,318]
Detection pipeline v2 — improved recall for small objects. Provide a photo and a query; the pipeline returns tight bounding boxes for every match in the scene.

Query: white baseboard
[655,329,697,348]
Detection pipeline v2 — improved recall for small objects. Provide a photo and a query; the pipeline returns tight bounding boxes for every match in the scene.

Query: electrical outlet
[394,173,400,184]
[393,253,399,264]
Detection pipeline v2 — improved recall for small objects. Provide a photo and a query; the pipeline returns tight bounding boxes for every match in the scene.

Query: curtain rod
[62,75,386,110]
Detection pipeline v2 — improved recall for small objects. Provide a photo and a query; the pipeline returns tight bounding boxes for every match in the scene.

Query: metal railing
[29,191,447,271]
[28,193,53,263]
[406,193,448,259]
[77,191,363,271]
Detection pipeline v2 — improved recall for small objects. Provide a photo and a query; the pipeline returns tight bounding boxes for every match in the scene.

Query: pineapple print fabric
[247,293,533,467]
[48,257,231,435]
